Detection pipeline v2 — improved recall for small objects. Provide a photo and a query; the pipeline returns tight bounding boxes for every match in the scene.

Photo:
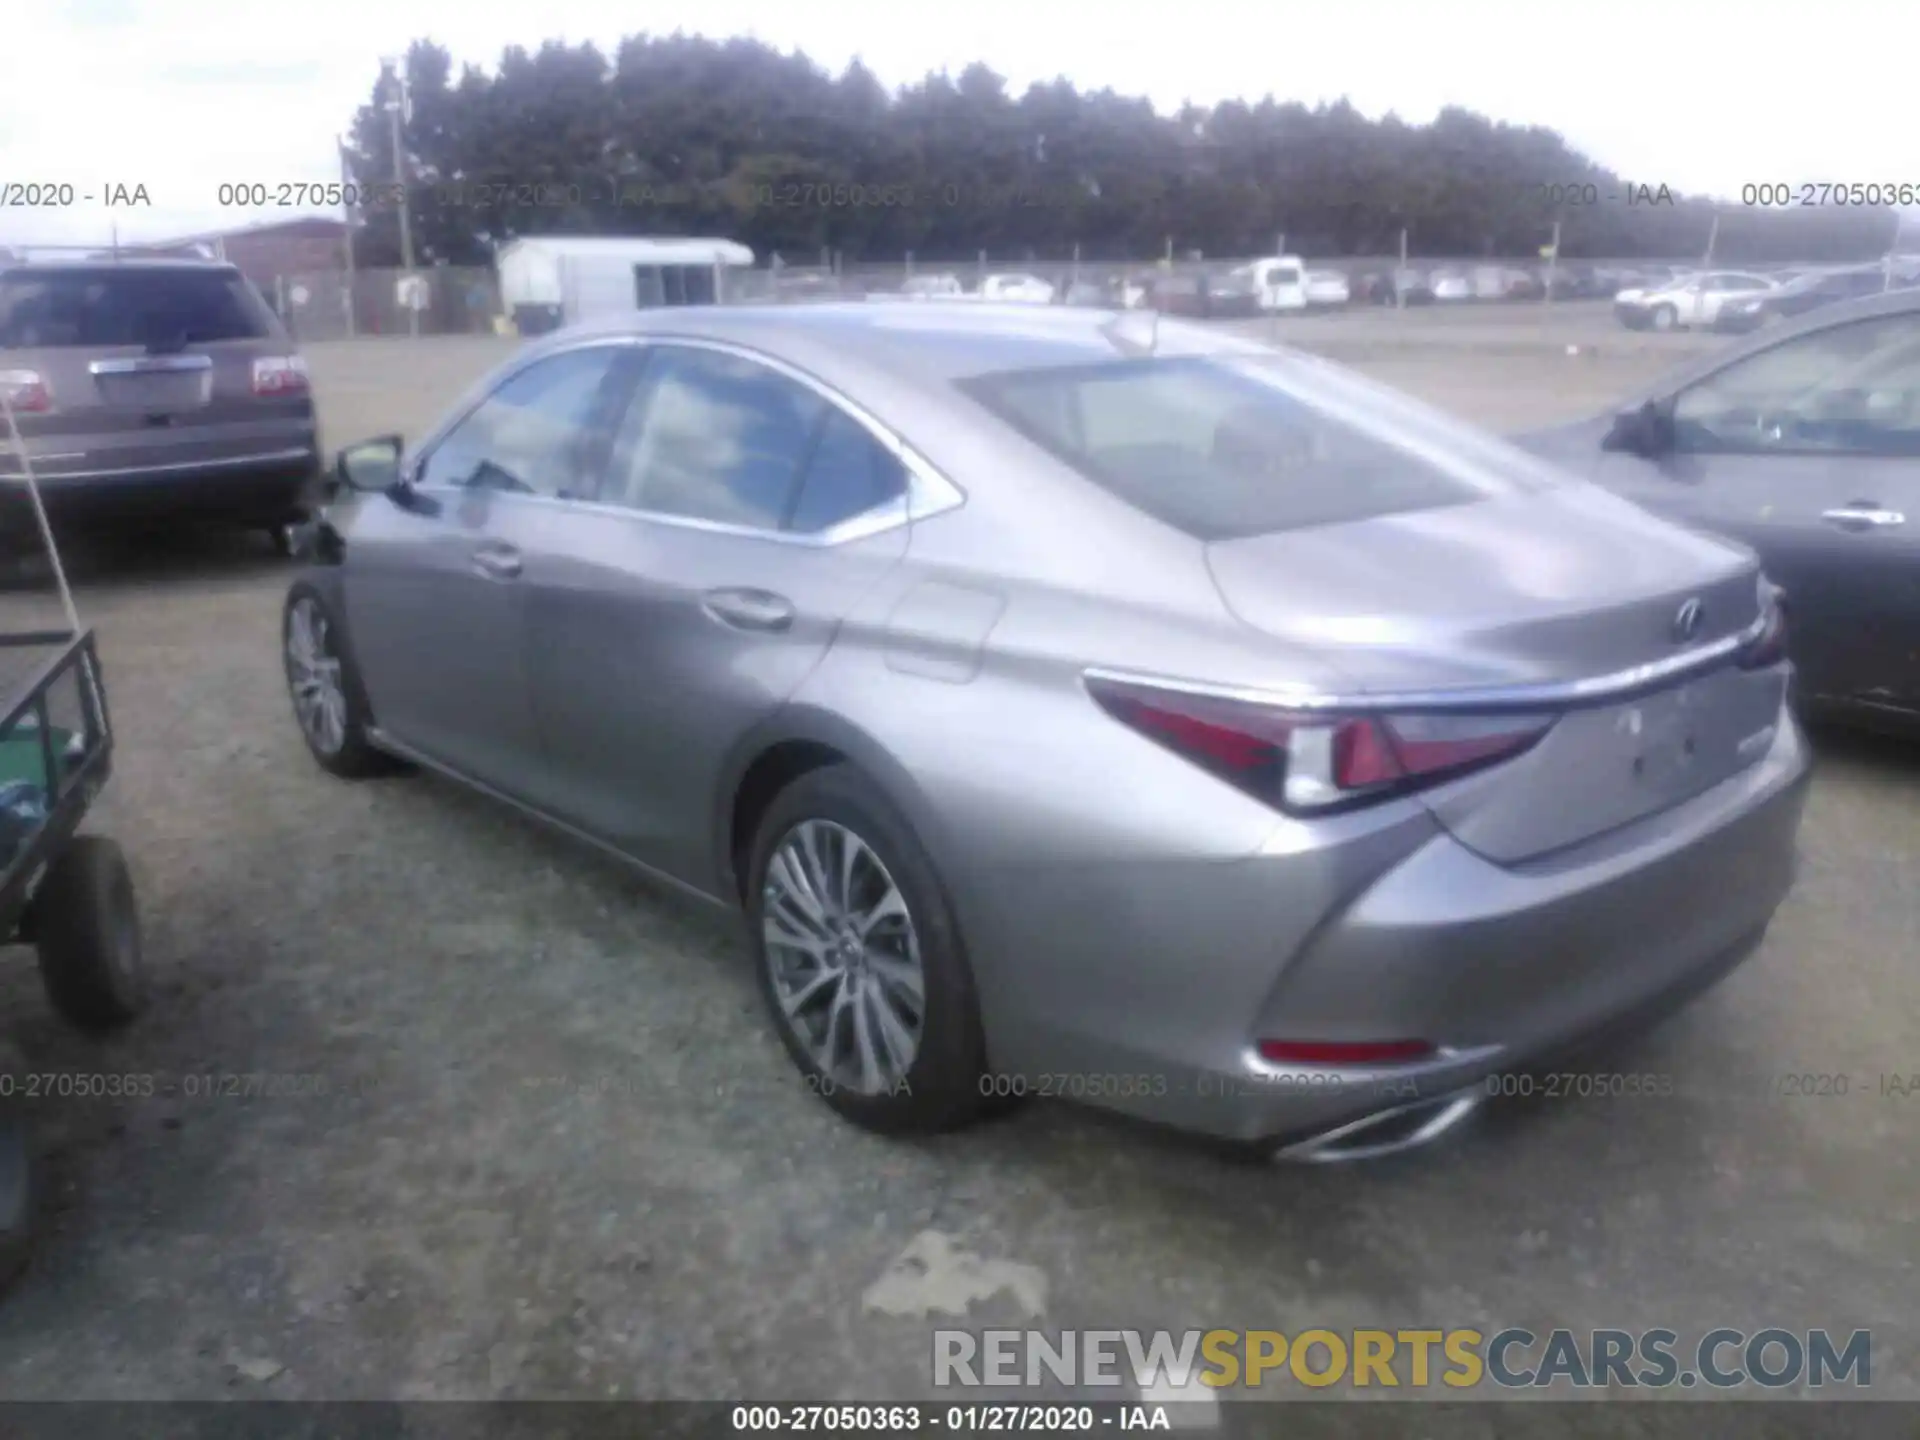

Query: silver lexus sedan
[282,303,1810,1161]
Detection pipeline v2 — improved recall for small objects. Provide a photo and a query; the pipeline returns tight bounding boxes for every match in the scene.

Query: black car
[1518,288,1920,732]
[1714,268,1893,334]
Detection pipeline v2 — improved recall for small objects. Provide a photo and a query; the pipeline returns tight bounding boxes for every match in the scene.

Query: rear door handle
[701,587,794,633]
[1820,504,1906,531]
[471,542,522,580]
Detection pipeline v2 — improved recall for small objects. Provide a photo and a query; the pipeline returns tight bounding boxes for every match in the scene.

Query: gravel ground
[0,308,1913,1408]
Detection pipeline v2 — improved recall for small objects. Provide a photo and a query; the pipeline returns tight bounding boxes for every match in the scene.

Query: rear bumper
[975,710,1812,1148]
[0,447,323,531]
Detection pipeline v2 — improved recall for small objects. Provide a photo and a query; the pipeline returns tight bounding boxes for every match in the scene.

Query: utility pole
[382,57,418,337]
[1544,218,1562,304]
[1702,212,1719,267]
[337,135,358,338]
[1397,227,1408,310]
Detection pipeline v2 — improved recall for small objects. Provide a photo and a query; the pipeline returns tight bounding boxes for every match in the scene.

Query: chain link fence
[233,249,1920,340]
[264,266,502,341]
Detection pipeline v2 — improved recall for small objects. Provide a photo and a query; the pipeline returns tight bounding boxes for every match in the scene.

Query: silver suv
[0,259,322,552]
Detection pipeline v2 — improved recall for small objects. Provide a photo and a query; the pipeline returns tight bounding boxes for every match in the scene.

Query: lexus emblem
[1671,598,1705,644]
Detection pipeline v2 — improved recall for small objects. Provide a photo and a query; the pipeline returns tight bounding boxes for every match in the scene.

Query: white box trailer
[495,236,756,333]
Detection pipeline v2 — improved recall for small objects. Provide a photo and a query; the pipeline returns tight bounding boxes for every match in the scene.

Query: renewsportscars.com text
[934,1327,1872,1390]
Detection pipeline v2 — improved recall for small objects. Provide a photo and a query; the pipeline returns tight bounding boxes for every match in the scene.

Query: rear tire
[282,581,403,779]
[32,836,147,1033]
[747,765,990,1136]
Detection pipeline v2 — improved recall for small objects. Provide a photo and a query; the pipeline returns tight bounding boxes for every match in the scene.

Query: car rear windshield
[0,268,279,350]
[961,353,1564,540]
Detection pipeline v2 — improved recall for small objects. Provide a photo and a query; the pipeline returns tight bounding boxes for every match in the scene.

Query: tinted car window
[418,346,625,498]
[1673,313,1920,456]
[788,409,909,533]
[0,268,277,349]
[965,354,1558,541]
[603,347,825,528]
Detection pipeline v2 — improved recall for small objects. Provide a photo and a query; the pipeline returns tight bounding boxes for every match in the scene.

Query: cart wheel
[0,1046,38,1291]
[32,836,148,1033]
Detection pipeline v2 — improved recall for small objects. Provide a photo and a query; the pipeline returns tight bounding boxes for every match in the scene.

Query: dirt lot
[0,307,1914,1407]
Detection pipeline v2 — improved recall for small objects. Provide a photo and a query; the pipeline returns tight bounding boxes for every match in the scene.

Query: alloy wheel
[286,597,348,756]
[761,818,926,1095]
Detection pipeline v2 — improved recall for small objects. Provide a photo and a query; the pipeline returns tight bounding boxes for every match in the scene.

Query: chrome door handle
[471,543,522,580]
[701,587,794,633]
[1820,505,1906,531]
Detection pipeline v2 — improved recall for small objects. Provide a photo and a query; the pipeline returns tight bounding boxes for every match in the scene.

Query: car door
[519,341,915,887]
[1592,308,1920,711]
[341,342,632,795]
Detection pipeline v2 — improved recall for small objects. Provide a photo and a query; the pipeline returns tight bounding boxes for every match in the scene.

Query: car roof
[1624,285,1920,404]
[518,301,1267,390]
[0,259,244,279]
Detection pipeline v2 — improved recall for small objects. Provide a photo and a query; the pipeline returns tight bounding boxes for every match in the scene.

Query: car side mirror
[335,435,406,494]
[1603,400,1675,458]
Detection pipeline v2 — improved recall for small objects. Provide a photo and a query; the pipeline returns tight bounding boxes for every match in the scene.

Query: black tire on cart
[0,1044,36,1291]
[31,835,148,1033]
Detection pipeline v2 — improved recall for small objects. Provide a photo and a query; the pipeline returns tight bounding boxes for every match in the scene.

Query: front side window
[602,347,826,528]
[1672,313,1920,456]
[417,345,627,497]
[964,354,1560,541]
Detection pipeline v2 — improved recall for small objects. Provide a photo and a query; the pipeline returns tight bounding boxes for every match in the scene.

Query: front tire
[32,836,147,1032]
[1650,303,1679,332]
[282,581,402,779]
[747,765,989,1136]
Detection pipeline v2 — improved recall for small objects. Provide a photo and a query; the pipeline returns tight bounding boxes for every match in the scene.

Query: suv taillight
[252,355,308,396]
[0,369,52,414]
[1086,674,1556,815]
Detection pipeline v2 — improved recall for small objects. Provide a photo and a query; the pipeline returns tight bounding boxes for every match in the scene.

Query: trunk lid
[1206,485,1783,862]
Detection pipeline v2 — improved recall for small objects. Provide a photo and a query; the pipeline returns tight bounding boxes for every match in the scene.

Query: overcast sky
[0,0,1903,248]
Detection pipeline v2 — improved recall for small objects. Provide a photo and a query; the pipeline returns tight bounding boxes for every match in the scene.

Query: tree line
[344,36,1906,270]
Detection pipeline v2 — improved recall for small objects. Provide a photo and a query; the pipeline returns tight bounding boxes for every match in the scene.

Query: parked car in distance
[0,259,322,552]
[1140,272,1208,318]
[1392,268,1436,305]
[1713,267,1891,334]
[1304,270,1352,307]
[1431,268,1473,301]
[1519,287,1920,732]
[1615,271,1776,332]
[1498,268,1545,302]
[899,273,964,299]
[978,273,1057,305]
[1352,271,1395,306]
[287,301,1808,1162]
[1201,272,1263,319]
[1468,266,1511,301]
[1229,256,1310,314]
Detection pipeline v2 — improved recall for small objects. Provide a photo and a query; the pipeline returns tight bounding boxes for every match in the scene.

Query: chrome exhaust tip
[1274,1090,1483,1165]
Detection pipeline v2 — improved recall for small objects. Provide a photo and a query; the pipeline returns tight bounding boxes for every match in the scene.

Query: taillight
[252,355,309,396]
[1257,1038,1435,1066]
[1740,584,1788,670]
[0,368,52,414]
[1085,674,1555,815]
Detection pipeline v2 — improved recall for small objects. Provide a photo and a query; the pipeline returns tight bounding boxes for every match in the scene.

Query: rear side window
[787,409,909,533]
[963,355,1552,541]
[0,269,278,350]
